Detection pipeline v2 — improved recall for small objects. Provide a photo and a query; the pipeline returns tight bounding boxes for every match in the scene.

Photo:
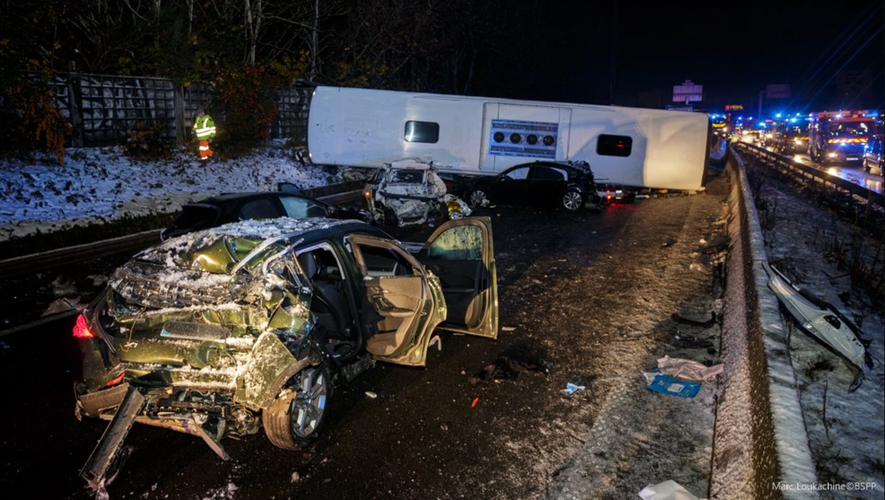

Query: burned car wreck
[73,216,498,494]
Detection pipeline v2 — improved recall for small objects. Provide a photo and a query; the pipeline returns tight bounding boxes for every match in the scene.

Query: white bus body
[306,86,710,190]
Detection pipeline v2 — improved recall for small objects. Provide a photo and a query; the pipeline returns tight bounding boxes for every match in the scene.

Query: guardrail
[733,141,883,208]
[0,185,364,279]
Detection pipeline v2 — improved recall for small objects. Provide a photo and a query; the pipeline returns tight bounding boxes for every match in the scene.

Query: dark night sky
[470,0,884,114]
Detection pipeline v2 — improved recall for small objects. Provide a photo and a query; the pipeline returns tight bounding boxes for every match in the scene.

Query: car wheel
[862,158,870,172]
[468,190,488,208]
[562,190,584,211]
[263,364,331,451]
[382,206,398,227]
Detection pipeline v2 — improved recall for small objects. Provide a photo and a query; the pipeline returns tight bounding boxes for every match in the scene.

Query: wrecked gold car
[73,216,497,494]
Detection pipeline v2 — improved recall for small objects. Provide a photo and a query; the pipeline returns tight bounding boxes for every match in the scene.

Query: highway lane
[0,165,729,500]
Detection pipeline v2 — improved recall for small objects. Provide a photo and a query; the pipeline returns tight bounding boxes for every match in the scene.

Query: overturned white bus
[306,86,710,191]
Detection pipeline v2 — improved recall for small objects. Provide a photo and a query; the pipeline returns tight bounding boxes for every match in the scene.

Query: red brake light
[73,314,95,339]
[106,372,126,387]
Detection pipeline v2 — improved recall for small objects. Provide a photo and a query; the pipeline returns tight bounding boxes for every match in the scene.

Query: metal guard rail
[733,141,884,208]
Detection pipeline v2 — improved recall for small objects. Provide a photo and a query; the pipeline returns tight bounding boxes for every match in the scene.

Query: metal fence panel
[2,72,313,148]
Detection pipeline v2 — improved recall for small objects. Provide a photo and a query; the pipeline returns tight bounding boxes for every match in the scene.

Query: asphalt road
[0,165,729,500]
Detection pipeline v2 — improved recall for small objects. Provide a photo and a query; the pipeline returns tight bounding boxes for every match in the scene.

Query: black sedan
[461,161,600,211]
[162,190,367,240]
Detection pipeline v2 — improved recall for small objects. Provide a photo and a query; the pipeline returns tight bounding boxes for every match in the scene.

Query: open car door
[348,234,446,367]
[417,217,498,338]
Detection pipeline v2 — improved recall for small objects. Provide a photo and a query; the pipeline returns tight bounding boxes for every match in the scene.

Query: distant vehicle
[305,85,710,191]
[772,119,810,154]
[161,189,367,240]
[863,133,883,176]
[808,111,875,165]
[460,161,600,211]
[74,216,498,494]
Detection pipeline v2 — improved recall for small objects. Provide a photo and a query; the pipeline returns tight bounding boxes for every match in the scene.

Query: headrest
[297,252,320,278]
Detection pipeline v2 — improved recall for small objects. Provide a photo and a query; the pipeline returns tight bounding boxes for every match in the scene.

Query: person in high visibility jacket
[193,110,216,161]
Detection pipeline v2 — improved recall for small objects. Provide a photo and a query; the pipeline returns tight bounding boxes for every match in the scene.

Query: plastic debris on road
[429,334,442,351]
[468,354,547,385]
[564,382,586,395]
[657,355,723,382]
[646,374,701,398]
[638,480,703,500]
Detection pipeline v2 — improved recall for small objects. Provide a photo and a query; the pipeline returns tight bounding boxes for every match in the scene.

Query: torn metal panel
[235,332,311,410]
[763,262,873,389]
[80,385,146,496]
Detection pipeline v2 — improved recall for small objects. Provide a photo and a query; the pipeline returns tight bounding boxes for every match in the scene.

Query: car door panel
[529,165,567,203]
[417,217,498,338]
[364,276,424,354]
[348,234,445,366]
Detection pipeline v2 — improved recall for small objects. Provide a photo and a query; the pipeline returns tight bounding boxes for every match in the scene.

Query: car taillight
[73,314,95,338]
[106,372,126,387]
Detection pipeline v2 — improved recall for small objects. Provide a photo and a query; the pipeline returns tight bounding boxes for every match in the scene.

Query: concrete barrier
[709,146,818,499]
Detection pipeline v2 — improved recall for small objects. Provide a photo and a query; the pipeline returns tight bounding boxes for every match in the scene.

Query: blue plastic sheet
[646,374,701,398]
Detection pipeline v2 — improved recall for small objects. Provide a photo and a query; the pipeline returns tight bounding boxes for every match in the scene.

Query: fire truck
[808,111,876,165]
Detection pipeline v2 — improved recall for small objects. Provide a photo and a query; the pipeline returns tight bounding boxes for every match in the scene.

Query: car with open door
[72,216,497,495]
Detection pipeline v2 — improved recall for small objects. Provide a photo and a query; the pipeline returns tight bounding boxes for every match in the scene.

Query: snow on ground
[754,176,885,499]
[0,141,341,241]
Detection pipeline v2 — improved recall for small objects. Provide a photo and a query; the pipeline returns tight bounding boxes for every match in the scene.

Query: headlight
[827,152,838,158]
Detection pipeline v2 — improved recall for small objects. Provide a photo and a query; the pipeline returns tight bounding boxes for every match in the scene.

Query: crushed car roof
[138,217,363,267]
[388,158,433,170]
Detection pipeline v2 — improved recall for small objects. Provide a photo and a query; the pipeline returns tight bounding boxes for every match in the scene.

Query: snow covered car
[73,216,498,494]
[363,158,449,226]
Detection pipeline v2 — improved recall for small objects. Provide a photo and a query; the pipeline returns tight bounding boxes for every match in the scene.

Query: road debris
[638,479,702,500]
[670,312,717,328]
[564,383,586,395]
[656,356,723,382]
[646,373,701,398]
[468,354,547,385]
[429,335,442,351]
